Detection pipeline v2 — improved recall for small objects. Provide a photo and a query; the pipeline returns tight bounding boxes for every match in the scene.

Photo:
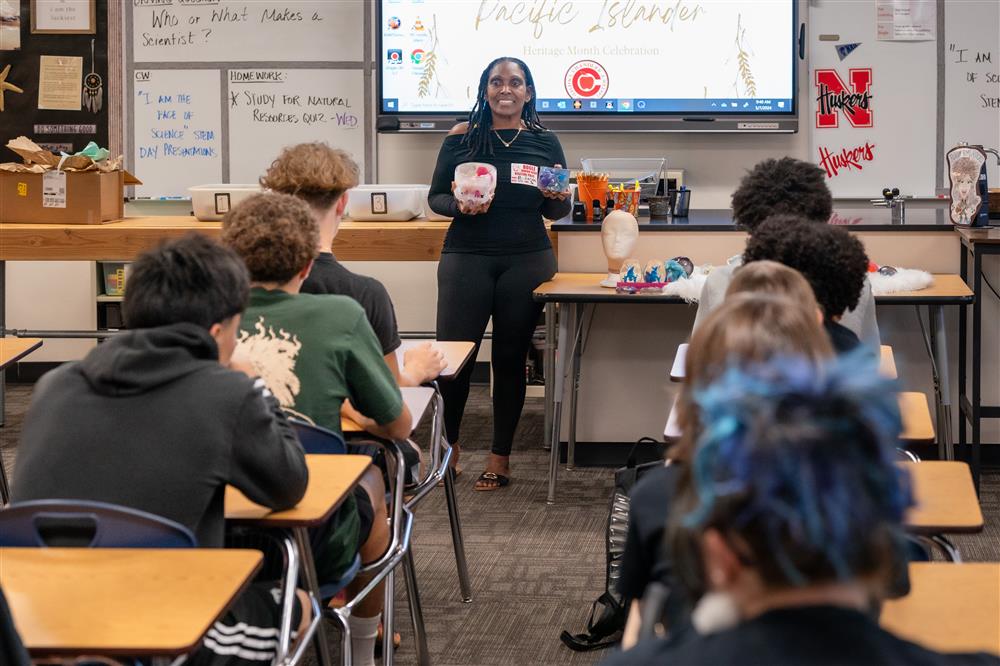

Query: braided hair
[462,57,547,158]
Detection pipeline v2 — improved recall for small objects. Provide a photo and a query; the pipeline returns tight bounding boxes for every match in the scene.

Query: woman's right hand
[452,181,493,215]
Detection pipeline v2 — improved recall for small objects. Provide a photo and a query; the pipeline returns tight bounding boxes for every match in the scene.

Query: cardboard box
[0,170,139,225]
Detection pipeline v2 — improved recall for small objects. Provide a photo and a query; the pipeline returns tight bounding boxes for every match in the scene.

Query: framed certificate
[31,0,95,34]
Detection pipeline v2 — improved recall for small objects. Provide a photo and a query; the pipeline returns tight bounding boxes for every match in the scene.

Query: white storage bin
[347,184,426,222]
[189,184,262,221]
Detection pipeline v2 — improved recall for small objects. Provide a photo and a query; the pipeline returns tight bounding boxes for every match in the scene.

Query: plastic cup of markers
[454,162,497,207]
[537,166,570,194]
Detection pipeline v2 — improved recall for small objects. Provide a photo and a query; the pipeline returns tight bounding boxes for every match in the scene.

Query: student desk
[902,460,984,535]
[881,563,1000,656]
[664,392,935,444]
[534,272,973,504]
[395,340,476,380]
[669,343,897,381]
[0,547,262,659]
[0,337,42,503]
[342,385,436,434]
[956,227,1000,495]
[225,454,370,665]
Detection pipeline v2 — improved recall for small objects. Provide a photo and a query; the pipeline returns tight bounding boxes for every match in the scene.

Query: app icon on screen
[387,16,401,29]
[573,100,583,109]
[605,100,615,110]
[589,101,598,108]
[636,100,646,109]
[410,49,425,64]
[541,100,550,109]
[387,49,403,63]
[413,17,425,31]
[557,101,567,109]
[778,101,785,108]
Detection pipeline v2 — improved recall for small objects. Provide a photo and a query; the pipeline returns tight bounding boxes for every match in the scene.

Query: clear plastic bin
[579,158,666,200]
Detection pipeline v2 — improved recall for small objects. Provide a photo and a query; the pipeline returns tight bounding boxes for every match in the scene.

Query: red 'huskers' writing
[818,141,876,178]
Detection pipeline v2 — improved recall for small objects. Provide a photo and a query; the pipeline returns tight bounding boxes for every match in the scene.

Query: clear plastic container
[579,157,666,199]
[454,162,497,207]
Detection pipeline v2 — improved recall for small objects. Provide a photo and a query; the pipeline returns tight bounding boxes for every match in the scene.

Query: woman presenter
[428,57,571,491]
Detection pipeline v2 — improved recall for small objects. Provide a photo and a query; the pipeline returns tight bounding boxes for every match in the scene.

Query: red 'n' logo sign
[815,68,873,128]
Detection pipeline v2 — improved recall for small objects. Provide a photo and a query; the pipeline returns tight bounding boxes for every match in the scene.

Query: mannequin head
[601,209,639,273]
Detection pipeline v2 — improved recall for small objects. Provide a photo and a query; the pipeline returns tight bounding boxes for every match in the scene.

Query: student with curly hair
[693,157,879,345]
[222,193,412,666]
[743,216,870,353]
[608,355,998,666]
[725,260,823,323]
[261,143,446,389]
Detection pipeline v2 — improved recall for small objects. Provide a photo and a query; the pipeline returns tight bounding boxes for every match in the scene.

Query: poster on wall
[31,0,95,34]
[876,0,935,42]
[0,0,20,50]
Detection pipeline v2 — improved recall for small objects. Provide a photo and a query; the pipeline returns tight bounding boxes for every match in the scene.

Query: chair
[289,418,426,666]
[403,382,473,603]
[0,499,196,548]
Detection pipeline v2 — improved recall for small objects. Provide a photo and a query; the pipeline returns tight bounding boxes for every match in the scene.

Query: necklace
[493,127,522,148]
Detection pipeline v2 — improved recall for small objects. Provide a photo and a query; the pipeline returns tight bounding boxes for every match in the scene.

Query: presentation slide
[380,0,795,114]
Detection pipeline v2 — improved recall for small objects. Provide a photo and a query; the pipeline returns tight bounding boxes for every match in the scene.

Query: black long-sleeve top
[428,128,572,255]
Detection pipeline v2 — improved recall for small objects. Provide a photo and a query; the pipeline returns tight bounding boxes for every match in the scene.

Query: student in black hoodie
[12,234,311,665]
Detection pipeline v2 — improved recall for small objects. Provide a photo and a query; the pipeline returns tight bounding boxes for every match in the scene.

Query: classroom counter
[551,207,955,232]
[0,216,560,262]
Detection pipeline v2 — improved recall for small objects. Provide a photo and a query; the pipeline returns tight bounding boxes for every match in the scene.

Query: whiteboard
[808,0,938,197]
[943,0,1000,191]
[133,69,223,198]
[228,69,365,183]
[131,0,363,63]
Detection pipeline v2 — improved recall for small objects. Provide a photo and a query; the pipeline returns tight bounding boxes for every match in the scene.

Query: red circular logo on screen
[565,61,608,99]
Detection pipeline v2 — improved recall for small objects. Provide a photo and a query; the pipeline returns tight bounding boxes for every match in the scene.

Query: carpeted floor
[2,382,999,665]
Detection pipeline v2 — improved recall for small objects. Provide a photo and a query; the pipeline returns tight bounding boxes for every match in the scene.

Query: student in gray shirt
[693,157,879,345]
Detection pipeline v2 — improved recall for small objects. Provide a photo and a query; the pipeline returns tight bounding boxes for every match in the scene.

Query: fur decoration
[663,265,711,301]
[868,268,933,296]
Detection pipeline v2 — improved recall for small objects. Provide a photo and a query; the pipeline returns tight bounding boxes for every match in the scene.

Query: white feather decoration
[868,268,934,295]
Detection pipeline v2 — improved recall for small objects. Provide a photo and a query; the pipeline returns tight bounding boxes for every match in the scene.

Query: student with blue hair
[607,355,999,665]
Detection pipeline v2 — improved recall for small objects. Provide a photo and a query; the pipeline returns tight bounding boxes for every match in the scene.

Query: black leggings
[436,249,557,457]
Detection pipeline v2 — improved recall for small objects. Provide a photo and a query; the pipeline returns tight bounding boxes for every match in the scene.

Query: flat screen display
[379,0,797,117]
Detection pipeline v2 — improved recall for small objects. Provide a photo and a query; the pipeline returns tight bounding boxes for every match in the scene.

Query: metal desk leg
[443,463,472,602]
[971,248,982,493]
[382,569,395,666]
[958,245,968,460]
[927,305,954,461]
[566,305,581,470]
[294,527,334,666]
[547,302,572,504]
[543,302,556,452]
[403,545,431,666]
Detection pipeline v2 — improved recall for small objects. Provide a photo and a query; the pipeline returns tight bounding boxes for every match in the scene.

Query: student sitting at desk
[693,157,879,344]
[619,293,834,649]
[12,234,311,665]
[262,142,446,484]
[607,356,998,666]
[222,192,412,666]
[724,260,824,323]
[743,216,870,353]
[261,143,446,389]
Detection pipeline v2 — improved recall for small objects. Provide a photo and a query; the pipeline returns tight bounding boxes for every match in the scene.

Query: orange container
[576,173,609,221]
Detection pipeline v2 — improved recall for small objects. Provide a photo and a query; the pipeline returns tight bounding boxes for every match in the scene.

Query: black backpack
[560,438,664,652]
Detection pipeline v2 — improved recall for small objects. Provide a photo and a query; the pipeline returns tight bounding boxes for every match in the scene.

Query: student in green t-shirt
[222,192,412,666]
